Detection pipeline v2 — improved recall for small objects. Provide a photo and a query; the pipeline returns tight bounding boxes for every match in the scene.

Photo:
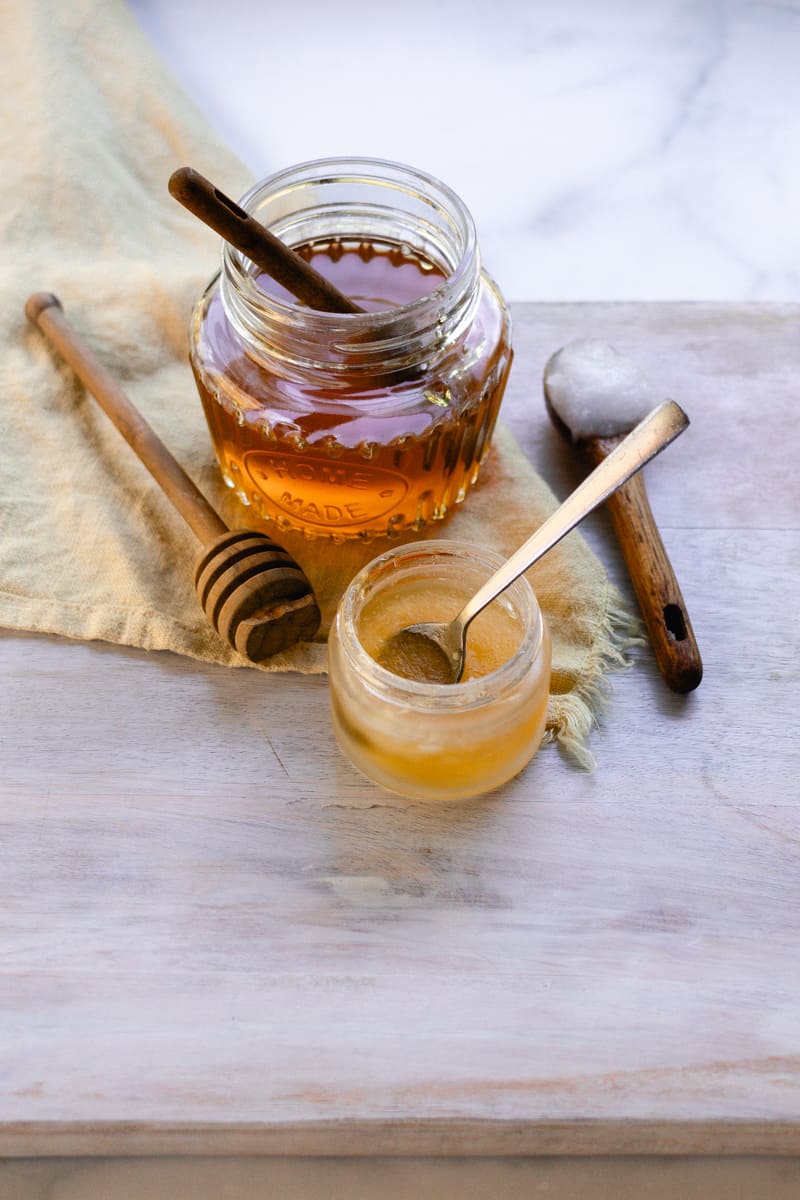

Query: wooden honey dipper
[25,293,321,662]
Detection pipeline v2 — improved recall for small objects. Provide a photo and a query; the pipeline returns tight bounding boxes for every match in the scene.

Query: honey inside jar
[358,574,522,683]
[189,159,512,541]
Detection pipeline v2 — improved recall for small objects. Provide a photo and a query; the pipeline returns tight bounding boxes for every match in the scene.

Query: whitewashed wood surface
[1,303,798,1158]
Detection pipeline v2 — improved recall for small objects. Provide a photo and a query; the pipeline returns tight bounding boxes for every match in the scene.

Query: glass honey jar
[328,541,552,800]
[189,157,512,540]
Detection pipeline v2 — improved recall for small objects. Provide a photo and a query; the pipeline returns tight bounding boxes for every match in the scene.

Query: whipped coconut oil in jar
[328,541,552,800]
[189,158,512,540]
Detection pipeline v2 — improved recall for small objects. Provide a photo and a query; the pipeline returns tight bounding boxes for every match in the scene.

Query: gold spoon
[378,400,688,683]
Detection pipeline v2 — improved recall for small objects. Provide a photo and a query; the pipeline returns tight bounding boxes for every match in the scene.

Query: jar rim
[334,539,545,710]
[223,156,479,342]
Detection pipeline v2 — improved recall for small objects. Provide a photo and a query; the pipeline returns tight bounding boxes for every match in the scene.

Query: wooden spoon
[544,338,702,693]
[25,293,321,662]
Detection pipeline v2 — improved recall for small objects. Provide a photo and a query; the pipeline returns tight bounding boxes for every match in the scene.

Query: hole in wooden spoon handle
[664,603,688,642]
[213,187,249,221]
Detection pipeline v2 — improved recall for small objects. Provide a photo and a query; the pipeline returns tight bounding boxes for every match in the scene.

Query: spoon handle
[585,436,702,692]
[456,399,689,638]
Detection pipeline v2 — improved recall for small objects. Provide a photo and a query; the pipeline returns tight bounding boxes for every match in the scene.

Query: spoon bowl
[379,400,688,684]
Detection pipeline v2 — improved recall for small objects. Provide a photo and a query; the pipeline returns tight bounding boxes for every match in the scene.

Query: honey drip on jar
[191,237,511,539]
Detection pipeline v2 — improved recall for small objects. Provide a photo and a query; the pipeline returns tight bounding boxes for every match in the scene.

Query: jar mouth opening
[335,539,544,709]
[223,156,479,343]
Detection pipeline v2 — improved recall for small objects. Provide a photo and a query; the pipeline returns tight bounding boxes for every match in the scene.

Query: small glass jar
[328,541,552,800]
[189,157,512,541]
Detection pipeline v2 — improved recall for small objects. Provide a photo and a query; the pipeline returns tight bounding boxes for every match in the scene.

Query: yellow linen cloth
[0,0,637,763]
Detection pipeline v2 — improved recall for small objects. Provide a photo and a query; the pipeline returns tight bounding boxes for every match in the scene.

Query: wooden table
[2,304,799,1172]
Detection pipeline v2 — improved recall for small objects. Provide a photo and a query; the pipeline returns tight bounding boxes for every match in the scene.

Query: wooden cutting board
[1,303,798,1158]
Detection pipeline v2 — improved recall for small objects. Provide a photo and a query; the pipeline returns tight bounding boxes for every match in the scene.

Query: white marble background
[128,0,800,303]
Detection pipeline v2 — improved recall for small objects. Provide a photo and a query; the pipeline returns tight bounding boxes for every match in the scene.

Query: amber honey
[189,158,512,540]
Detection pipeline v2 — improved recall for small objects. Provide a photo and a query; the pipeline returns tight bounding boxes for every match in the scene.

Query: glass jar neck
[218,157,481,386]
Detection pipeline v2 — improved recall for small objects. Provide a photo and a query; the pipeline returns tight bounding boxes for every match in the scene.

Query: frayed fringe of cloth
[544,586,645,771]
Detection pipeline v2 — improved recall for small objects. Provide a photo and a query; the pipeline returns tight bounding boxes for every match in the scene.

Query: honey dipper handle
[587,436,703,693]
[25,293,228,547]
[168,167,364,315]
